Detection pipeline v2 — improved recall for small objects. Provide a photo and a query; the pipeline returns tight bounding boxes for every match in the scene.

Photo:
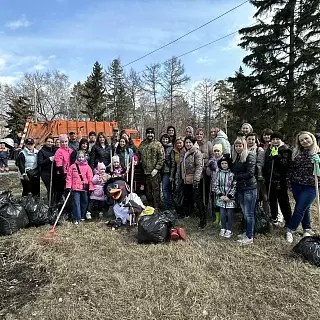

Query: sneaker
[219,229,226,237]
[86,212,92,220]
[99,211,103,218]
[170,228,179,241]
[176,227,187,241]
[80,219,85,222]
[237,236,253,245]
[224,230,232,238]
[286,232,293,243]
[74,221,79,225]
[237,232,246,239]
[198,221,207,230]
[303,230,315,238]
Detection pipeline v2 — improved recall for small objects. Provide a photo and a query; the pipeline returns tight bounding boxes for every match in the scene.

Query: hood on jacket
[216,130,228,140]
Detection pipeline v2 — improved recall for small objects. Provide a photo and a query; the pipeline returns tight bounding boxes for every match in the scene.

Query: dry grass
[1,176,320,320]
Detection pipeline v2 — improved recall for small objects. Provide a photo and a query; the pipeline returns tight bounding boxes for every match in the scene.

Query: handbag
[75,163,89,191]
[26,167,39,178]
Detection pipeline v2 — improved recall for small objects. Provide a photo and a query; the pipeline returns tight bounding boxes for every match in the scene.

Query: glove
[58,166,64,175]
[49,156,54,162]
[271,147,278,157]
[151,169,158,177]
[22,174,29,182]
[312,154,320,176]
[193,181,199,189]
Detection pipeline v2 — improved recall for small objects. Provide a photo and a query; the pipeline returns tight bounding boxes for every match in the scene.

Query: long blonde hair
[292,131,320,159]
[232,138,248,163]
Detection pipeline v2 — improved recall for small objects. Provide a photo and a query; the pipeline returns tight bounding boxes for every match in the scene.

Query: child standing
[66,150,94,224]
[0,142,10,172]
[208,144,223,225]
[86,162,109,219]
[213,155,237,238]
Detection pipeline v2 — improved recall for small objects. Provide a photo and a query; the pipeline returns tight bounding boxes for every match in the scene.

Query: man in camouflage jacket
[138,127,165,208]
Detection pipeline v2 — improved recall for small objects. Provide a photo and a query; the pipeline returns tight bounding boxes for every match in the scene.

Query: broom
[129,160,135,226]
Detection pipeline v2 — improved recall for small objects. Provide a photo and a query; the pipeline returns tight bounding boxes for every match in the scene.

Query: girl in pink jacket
[86,162,110,219]
[54,134,74,204]
[66,150,94,224]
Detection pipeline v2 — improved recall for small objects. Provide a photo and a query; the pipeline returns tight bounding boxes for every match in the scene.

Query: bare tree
[160,57,190,123]
[17,70,71,121]
[142,63,161,136]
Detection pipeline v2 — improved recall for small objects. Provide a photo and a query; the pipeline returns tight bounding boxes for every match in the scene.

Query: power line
[137,29,241,75]
[123,0,249,67]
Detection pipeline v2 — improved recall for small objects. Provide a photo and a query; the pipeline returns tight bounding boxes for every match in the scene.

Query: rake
[41,191,71,242]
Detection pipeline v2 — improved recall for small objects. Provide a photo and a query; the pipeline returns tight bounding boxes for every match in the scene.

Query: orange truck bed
[26,120,141,147]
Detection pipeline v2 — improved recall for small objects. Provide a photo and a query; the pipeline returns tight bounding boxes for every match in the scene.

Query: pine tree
[105,59,132,127]
[231,0,320,138]
[6,96,33,134]
[81,61,107,121]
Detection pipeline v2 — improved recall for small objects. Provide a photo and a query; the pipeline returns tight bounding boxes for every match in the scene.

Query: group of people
[14,123,320,245]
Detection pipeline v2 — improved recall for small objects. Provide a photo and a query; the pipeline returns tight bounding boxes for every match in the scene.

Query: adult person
[70,138,90,165]
[54,134,73,203]
[263,131,292,226]
[68,132,79,152]
[120,130,137,153]
[160,133,175,210]
[185,126,194,139]
[88,131,96,152]
[55,139,60,148]
[89,132,111,170]
[111,127,120,149]
[115,137,135,169]
[210,127,231,155]
[195,128,214,208]
[177,137,204,227]
[138,127,165,209]
[37,136,57,202]
[259,128,273,150]
[167,126,176,144]
[286,131,320,243]
[16,138,40,197]
[232,138,257,245]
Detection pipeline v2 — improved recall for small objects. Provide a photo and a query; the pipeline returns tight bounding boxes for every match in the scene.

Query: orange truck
[25,120,142,147]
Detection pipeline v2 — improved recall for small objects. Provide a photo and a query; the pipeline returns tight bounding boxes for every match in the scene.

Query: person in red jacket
[66,150,94,224]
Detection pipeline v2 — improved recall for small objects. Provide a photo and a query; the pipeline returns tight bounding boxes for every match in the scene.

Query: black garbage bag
[0,191,12,206]
[24,195,50,227]
[293,236,320,267]
[173,180,184,207]
[137,210,175,244]
[0,202,29,236]
[48,204,70,225]
[254,202,270,234]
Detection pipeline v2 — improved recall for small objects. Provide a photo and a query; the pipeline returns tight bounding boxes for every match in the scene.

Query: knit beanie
[218,155,232,170]
[97,162,106,171]
[146,127,155,134]
[213,144,223,153]
[270,131,283,140]
[59,134,68,142]
[112,155,120,163]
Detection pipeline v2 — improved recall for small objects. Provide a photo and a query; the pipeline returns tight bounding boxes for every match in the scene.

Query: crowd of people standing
[14,124,320,245]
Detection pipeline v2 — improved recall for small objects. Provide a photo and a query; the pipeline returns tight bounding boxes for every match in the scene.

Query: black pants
[268,181,292,224]
[21,176,40,197]
[183,184,205,223]
[87,199,107,212]
[200,175,211,206]
[55,174,66,204]
[41,172,56,205]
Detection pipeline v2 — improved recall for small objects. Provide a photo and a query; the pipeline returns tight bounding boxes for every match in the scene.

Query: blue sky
[0,0,255,86]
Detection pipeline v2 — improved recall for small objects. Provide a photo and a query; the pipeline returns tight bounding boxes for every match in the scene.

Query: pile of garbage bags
[293,236,320,267]
[0,191,69,236]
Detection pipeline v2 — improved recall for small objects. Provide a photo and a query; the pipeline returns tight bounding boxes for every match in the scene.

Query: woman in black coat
[70,138,90,165]
[89,132,111,170]
[37,136,57,203]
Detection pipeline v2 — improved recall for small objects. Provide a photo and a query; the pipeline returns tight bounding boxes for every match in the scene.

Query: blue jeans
[220,207,233,230]
[73,191,88,221]
[237,189,257,238]
[162,174,171,210]
[287,183,315,232]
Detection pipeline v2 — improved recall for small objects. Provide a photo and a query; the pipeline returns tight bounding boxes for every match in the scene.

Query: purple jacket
[90,172,107,201]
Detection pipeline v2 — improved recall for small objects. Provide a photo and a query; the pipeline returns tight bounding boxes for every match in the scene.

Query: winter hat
[213,144,223,153]
[146,127,155,134]
[59,134,68,142]
[270,131,283,140]
[112,155,120,163]
[218,155,232,170]
[97,162,106,171]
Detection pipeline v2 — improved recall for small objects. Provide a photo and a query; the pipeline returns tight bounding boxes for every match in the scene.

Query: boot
[170,228,179,241]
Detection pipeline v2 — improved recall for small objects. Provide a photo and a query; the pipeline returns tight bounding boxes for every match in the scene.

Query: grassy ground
[1,174,320,320]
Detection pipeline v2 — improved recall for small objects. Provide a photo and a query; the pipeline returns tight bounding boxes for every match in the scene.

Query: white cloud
[0,56,6,71]
[0,76,20,85]
[5,16,32,30]
[196,56,216,65]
